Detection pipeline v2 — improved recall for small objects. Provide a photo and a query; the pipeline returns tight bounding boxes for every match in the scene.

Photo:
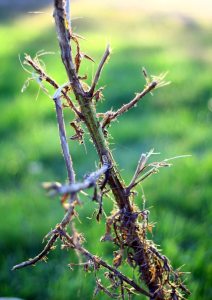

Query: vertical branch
[53,0,131,210]
[53,85,75,184]
[53,0,84,97]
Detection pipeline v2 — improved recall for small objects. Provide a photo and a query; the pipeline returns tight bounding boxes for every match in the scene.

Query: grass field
[0,1,212,299]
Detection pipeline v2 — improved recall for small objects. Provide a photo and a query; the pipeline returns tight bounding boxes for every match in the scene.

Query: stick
[12,233,59,270]
[53,85,76,184]
[43,163,109,196]
[102,81,157,128]
[89,45,111,96]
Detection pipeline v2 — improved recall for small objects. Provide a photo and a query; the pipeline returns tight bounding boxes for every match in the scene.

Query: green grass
[0,2,212,299]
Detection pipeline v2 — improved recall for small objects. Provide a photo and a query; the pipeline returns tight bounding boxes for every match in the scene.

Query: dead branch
[25,55,82,118]
[101,81,157,128]
[61,230,152,298]
[43,163,109,196]
[54,0,131,211]
[53,85,76,184]
[12,1,190,299]
[89,45,111,96]
[12,233,59,270]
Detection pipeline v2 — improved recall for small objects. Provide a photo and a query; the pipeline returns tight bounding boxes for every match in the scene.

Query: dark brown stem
[12,233,59,270]
[62,230,152,298]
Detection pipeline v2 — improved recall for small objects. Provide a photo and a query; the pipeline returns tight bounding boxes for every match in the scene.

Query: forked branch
[25,55,82,118]
[12,0,190,299]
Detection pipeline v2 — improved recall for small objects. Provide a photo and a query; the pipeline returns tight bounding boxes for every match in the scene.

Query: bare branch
[24,55,82,118]
[127,149,154,191]
[53,0,85,96]
[12,233,59,270]
[89,45,111,96]
[62,230,152,298]
[60,199,76,227]
[43,163,109,196]
[102,81,157,128]
[13,1,190,299]
[127,153,191,191]
[53,85,76,184]
[54,0,130,211]
[128,161,171,190]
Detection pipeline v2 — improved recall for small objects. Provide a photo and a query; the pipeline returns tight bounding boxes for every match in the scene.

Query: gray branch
[53,85,76,184]
[43,163,109,196]
[89,44,111,96]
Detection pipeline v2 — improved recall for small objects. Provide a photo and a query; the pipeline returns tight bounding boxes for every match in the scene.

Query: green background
[0,0,211,299]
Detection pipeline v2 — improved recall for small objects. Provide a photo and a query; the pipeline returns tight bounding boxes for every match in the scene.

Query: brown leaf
[93,87,104,102]
[75,52,82,73]
[113,250,123,268]
[70,121,84,144]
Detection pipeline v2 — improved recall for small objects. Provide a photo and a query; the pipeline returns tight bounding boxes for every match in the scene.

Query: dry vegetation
[11,1,193,299]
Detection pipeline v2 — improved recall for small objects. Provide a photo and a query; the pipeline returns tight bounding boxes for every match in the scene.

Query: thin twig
[89,45,111,96]
[127,154,191,191]
[102,81,157,128]
[43,163,109,196]
[25,55,82,118]
[12,233,59,270]
[130,162,171,190]
[127,149,154,191]
[53,85,76,184]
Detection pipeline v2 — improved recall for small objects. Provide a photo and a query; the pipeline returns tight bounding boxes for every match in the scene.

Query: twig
[43,163,109,196]
[60,199,76,227]
[128,161,171,190]
[53,85,76,184]
[127,149,154,191]
[62,230,152,298]
[12,233,59,270]
[25,55,82,118]
[89,45,111,96]
[102,81,157,128]
[127,153,191,191]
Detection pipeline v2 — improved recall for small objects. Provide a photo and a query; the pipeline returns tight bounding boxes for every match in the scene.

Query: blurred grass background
[0,0,212,299]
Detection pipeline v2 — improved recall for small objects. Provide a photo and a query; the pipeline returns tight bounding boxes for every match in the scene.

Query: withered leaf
[113,250,123,268]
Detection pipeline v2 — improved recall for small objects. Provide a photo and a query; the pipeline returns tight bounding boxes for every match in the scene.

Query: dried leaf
[94,87,104,102]
[113,250,123,268]
[75,52,82,73]
[70,121,84,144]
